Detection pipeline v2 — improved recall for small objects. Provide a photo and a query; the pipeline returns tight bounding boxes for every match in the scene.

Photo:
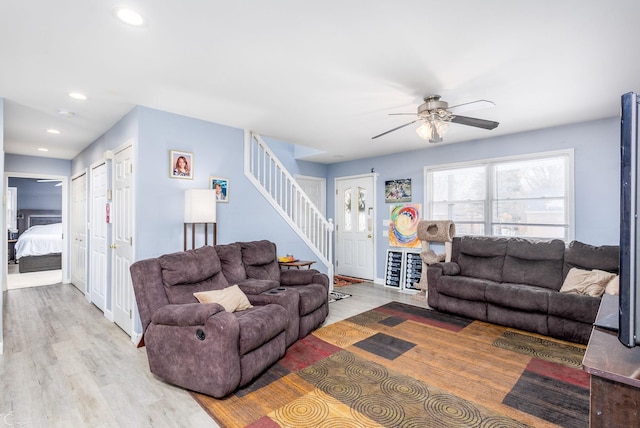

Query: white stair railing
[244,131,334,282]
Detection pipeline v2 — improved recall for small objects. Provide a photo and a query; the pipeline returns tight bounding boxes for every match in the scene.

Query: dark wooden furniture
[583,294,640,427]
[279,260,316,269]
[8,239,17,263]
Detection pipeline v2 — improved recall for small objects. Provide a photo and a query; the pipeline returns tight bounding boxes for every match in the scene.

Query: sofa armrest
[280,269,328,287]
[151,303,225,327]
[433,261,461,276]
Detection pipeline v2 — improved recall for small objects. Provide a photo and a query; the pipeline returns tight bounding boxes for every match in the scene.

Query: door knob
[368,234,372,238]
[110,243,117,249]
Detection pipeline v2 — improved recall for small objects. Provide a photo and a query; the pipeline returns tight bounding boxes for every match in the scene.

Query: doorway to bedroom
[6,174,65,290]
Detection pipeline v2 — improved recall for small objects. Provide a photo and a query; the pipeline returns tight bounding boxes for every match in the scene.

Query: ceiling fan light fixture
[416,116,449,143]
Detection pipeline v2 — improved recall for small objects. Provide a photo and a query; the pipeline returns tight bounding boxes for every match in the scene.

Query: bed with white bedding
[15,210,63,273]
[16,223,63,259]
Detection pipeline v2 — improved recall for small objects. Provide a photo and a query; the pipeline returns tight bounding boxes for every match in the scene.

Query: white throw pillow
[560,268,615,297]
[604,275,619,295]
[193,284,253,312]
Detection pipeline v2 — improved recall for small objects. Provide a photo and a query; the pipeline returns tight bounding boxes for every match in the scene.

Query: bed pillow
[193,284,253,312]
[560,267,615,297]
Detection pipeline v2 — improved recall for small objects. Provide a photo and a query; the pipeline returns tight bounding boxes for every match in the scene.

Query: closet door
[112,144,135,336]
[70,173,87,294]
[90,162,108,312]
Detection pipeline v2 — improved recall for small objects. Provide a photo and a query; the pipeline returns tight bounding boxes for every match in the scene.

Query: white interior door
[70,173,87,294]
[295,175,326,216]
[90,163,108,311]
[112,144,134,336]
[335,175,375,279]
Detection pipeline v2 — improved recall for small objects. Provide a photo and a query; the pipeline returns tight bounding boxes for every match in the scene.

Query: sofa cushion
[502,238,565,290]
[237,279,280,295]
[548,292,601,323]
[296,283,328,316]
[435,275,494,301]
[563,240,620,279]
[215,243,247,284]
[456,236,508,283]
[160,245,221,287]
[240,240,281,281]
[485,282,552,312]
[194,285,253,312]
[236,304,288,355]
[560,267,614,297]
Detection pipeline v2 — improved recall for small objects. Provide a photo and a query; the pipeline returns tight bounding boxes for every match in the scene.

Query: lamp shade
[184,189,216,223]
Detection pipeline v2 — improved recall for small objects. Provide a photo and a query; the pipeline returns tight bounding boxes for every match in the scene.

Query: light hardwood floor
[0,281,423,427]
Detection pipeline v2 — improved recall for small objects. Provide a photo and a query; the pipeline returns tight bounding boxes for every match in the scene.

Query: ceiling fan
[372,95,499,143]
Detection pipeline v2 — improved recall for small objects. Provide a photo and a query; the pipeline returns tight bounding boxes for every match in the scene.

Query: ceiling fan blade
[451,115,499,130]
[448,100,495,114]
[372,119,422,139]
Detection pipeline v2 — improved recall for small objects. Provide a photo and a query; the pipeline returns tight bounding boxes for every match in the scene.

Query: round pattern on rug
[316,417,372,428]
[380,375,430,403]
[316,377,362,403]
[273,394,330,426]
[345,360,389,383]
[424,393,483,427]
[351,394,406,427]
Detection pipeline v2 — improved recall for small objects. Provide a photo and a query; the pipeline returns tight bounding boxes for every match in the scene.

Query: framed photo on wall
[170,150,193,179]
[209,176,229,202]
[385,178,411,202]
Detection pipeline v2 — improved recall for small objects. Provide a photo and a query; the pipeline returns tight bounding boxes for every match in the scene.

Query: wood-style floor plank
[0,281,418,427]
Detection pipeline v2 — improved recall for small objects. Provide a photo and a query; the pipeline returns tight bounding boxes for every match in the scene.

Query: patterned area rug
[192,302,589,427]
[333,275,366,287]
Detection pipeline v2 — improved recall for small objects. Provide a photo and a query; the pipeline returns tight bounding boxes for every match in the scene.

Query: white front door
[70,172,87,295]
[90,163,108,311]
[112,144,135,336]
[335,175,375,279]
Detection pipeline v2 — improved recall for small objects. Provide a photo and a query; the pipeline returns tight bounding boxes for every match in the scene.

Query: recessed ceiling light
[68,92,87,100]
[113,7,145,26]
[46,129,61,134]
[37,148,49,152]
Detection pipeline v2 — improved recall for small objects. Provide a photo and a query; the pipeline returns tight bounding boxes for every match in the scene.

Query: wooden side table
[279,260,316,269]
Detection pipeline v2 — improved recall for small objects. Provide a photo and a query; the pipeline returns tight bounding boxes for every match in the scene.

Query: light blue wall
[6,154,71,176]
[8,178,63,211]
[134,107,326,262]
[327,117,620,281]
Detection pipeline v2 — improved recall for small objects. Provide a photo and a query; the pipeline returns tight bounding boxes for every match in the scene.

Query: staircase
[244,131,334,283]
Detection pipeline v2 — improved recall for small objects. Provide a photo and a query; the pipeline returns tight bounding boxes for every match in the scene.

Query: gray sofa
[130,240,329,398]
[427,236,619,344]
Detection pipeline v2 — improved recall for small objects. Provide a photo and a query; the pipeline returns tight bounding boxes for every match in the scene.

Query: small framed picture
[170,150,193,179]
[209,176,229,202]
[385,178,411,203]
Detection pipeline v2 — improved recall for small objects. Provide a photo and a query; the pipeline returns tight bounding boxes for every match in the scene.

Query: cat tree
[412,220,455,302]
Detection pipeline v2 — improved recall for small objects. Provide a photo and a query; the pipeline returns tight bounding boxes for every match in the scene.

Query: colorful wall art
[389,204,421,248]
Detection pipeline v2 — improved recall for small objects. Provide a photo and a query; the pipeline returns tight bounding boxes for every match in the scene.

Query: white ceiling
[2,1,639,163]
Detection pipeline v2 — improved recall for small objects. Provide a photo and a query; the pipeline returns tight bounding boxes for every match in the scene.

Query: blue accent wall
[8,177,62,211]
[327,117,620,281]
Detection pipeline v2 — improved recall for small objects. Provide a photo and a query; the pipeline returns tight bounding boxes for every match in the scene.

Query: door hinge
[130,236,133,246]
[129,309,132,319]
[130,164,133,173]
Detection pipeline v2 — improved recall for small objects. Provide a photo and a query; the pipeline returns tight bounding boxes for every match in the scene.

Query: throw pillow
[193,284,253,312]
[560,267,615,297]
[605,275,620,295]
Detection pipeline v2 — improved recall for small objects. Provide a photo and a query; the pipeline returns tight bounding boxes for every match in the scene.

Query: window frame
[424,149,575,241]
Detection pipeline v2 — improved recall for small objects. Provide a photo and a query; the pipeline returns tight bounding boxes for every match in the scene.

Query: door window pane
[344,188,352,231]
[358,187,366,232]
